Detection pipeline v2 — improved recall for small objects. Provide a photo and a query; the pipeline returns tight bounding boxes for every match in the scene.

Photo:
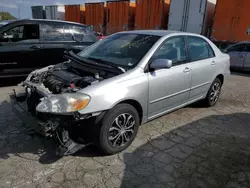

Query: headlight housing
[36,93,90,113]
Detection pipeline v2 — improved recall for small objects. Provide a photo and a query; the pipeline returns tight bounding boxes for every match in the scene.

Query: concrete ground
[1,73,250,188]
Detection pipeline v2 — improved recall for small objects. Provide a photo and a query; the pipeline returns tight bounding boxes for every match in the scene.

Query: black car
[0,19,97,79]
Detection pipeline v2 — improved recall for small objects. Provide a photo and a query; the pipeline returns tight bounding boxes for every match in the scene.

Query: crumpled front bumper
[11,90,50,136]
[11,89,89,156]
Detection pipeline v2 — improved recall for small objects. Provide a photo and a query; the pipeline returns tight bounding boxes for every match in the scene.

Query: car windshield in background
[78,33,160,68]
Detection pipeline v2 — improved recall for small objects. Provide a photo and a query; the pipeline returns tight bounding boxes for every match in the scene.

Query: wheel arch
[216,74,224,85]
[116,99,143,124]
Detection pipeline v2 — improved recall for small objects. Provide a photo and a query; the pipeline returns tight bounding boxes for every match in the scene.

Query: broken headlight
[36,93,90,113]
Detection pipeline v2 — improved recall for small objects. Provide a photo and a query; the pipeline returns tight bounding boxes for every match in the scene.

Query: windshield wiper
[86,57,126,72]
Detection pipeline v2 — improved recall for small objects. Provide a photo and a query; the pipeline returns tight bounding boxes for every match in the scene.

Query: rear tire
[203,78,222,107]
[98,104,139,155]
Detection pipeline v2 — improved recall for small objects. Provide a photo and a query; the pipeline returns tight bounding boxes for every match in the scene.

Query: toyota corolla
[13,30,230,156]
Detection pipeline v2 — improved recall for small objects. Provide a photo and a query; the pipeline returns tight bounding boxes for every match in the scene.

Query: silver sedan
[17,30,230,155]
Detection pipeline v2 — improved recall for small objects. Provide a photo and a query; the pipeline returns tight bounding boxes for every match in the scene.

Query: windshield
[78,33,160,69]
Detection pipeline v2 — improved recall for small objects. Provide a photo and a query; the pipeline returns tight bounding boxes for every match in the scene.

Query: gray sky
[0,0,104,19]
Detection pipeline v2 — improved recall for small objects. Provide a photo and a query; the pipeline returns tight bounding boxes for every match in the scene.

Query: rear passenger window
[187,36,215,62]
[42,23,97,42]
[42,23,65,41]
[63,25,74,41]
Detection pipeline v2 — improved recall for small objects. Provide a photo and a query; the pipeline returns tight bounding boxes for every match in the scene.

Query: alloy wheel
[108,113,135,148]
[210,82,221,104]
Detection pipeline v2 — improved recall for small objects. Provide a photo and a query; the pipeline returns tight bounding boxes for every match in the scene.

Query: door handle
[183,67,191,73]
[30,45,40,49]
[211,61,216,65]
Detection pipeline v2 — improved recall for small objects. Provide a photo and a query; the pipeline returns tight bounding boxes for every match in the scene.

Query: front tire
[98,104,139,155]
[204,78,222,107]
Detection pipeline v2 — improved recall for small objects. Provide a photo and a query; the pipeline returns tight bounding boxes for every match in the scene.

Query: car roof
[8,19,87,27]
[118,30,202,37]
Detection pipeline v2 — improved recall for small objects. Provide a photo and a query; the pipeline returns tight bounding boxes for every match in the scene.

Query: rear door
[227,44,247,69]
[0,23,43,78]
[40,22,97,66]
[187,36,217,101]
[40,22,69,66]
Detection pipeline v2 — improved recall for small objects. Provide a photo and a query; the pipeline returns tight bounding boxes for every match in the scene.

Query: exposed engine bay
[43,69,99,94]
[29,61,113,95]
[13,52,124,156]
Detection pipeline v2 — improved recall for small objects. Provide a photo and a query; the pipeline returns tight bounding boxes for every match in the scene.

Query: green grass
[0,12,16,20]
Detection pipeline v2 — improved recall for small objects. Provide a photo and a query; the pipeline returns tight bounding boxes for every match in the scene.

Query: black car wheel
[204,78,222,107]
[98,104,139,154]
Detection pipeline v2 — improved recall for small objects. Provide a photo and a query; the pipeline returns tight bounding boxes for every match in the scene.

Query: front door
[0,24,43,78]
[148,36,191,119]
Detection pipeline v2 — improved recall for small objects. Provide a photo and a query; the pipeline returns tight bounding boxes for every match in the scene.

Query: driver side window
[152,36,187,66]
[6,26,24,41]
[0,24,39,42]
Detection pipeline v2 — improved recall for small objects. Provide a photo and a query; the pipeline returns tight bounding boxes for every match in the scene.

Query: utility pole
[18,4,20,19]
[0,7,3,21]
[18,0,24,19]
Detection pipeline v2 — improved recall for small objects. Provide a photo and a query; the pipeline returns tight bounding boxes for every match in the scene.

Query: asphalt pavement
[1,73,250,188]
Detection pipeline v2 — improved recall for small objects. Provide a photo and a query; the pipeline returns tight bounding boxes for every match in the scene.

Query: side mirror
[150,59,172,70]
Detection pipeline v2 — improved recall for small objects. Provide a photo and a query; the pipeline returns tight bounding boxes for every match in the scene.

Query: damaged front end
[13,91,91,156]
[13,93,94,156]
[12,54,123,156]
